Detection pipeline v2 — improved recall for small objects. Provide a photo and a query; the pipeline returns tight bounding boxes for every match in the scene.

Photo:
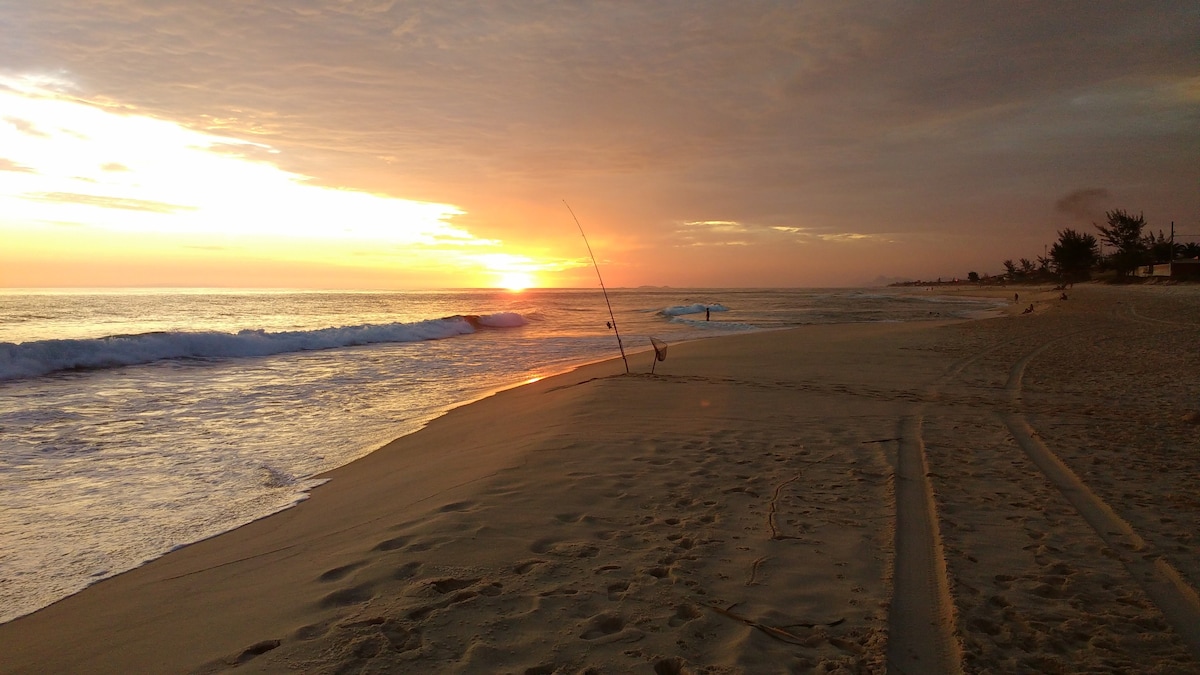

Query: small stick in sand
[768,475,803,540]
[706,604,846,645]
[747,556,768,586]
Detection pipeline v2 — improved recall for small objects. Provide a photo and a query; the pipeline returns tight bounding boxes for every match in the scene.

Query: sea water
[0,287,1000,623]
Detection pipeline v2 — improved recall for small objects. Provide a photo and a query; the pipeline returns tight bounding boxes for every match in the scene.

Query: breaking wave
[658,303,729,318]
[0,312,527,381]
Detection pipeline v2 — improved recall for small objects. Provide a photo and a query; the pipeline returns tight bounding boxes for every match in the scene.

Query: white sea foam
[0,315,529,381]
[659,303,729,317]
[475,312,528,328]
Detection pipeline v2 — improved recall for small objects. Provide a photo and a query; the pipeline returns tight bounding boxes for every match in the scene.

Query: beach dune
[1,285,1198,673]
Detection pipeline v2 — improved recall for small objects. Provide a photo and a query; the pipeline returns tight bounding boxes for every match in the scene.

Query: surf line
[564,200,629,373]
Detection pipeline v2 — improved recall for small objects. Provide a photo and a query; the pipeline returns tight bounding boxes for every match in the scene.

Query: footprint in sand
[580,612,625,640]
[723,486,760,498]
[654,657,689,675]
[428,577,480,594]
[393,561,422,579]
[970,617,1002,636]
[293,621,332,641]
[223,639,280,666]
[667,604,702,627]
[546,542,601,558]
[529,536,560,554]
[373,535,412,552]
[381,621,422,653]
[646,565,671,580]
[318,583,376,608]
[407,606,434,621]
[317,560,366,582]
[514,559,547,575]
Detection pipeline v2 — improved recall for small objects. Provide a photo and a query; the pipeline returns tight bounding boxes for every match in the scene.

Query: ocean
[0,287,1000,623]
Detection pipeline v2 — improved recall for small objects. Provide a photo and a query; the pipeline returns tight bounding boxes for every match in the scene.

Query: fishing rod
[564,200,629,374]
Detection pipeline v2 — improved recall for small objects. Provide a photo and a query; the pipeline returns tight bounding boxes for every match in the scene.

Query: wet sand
[1,284,1197,674]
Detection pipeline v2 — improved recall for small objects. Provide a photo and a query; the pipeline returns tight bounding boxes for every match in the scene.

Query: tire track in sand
[999,335,1200,658]
[883,322,1071,675]
[884,321,1070,675]
[883,329,1035,674]
[886,412,962,675]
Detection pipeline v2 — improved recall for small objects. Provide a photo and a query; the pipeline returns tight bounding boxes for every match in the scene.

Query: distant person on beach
[1014,292,1019,303]
[1061,293,1068,300]
[1022,304,1034,314]
[705,307,710,321]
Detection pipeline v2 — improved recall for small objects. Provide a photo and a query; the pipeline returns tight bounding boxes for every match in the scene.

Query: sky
[1,1,1197,289]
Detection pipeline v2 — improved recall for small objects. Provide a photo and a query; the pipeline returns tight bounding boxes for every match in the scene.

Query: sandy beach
[1,284,1198,674]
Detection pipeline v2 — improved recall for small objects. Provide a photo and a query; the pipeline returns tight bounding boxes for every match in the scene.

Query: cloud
[7,4,1195,183]
[4,116,49,138]
[0,157,36,173]
[674,219,892,249]
[24,191,197,213]
[1055,189,1111,222]
[2,1,1198,286]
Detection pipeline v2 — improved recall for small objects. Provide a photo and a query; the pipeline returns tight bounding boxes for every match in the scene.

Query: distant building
[1137,262,1172,277]
[1171,258,1200,279]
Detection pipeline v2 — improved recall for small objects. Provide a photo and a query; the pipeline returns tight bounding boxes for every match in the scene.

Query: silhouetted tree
[1180,242,1200,258]
[1095,209,1147,276]
[968,271,980,282]
[1145,229,1180,263]
[1050,228,1099,281]
[1002,259,1016,278]
[1036,256,1052,274]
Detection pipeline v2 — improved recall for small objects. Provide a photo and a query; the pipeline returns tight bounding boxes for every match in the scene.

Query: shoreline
[2,285,1198,672]
[0,287,998,628]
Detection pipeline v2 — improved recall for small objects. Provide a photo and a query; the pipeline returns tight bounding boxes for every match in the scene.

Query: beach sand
[1,284,1198,674]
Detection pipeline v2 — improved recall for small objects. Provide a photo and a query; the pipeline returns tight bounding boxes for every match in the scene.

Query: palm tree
[1050,228,1099,281]
[1144,229,1181,263]
[1094,209,1147,276]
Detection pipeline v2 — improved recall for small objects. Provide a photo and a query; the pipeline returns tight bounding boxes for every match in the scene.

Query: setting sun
[497,271,534,291]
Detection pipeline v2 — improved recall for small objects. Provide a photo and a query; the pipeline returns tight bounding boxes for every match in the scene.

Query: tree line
[972,210,1200,284]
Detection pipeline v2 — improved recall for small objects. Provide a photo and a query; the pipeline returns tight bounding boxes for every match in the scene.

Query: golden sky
[2,1,1197,288]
